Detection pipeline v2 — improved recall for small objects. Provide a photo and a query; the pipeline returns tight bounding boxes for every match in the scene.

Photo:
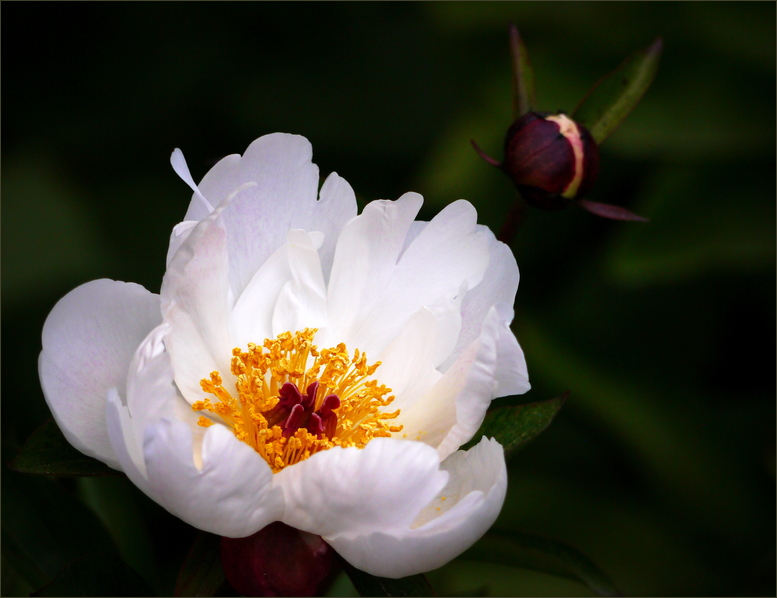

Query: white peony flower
[39,133,530,579]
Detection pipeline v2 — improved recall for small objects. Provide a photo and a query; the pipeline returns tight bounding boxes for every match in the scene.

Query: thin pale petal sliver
[106,389,150,490]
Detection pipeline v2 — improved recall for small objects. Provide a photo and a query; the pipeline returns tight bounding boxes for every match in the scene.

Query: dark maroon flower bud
[221,522,337,597]
[502,111,599,210]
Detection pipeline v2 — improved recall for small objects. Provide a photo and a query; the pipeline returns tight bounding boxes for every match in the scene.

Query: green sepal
[461,530,623,597]
[31,553,155,597]
[462,393,568,460]
[174,532,231,597]
[9,418,121,477]
[573,38,663,145]
[510,23,537,119]
[340,558,436,597]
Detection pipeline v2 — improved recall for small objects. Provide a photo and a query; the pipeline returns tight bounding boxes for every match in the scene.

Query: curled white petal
[276,438,448,539]
[327,437,507,578]
[39,279,161,468]
[144,418,283,537]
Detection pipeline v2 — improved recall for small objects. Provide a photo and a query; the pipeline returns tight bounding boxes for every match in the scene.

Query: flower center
[192,328,402,472]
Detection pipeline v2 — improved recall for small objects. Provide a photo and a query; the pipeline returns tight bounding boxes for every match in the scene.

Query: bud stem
[498,195,528,245]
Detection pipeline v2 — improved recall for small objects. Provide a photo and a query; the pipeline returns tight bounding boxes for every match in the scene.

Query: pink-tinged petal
[143,419,283,538]
[276,438,447,539]
[39,279,161,468]
[161,209,236,404]
[184,134,356,298]
[272,230,328,336]
[327,437,506,578]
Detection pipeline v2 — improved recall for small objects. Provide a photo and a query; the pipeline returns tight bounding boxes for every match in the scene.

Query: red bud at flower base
[221,523,337,597]
[502,111,599,210]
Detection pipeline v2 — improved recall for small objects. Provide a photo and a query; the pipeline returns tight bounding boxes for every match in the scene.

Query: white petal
[427,281,467,367]
[441,231,520,375]
[491,303,530,397]
[434,306,502,458]
[231,243,291,348]
[272,229,328,335]
[161,209,235,404]
[106,389,150,492]
[396,305,505,459]
[326,198,489,359]
[276,437,447,539]
[107,323,209,500]
[143,419,283,537]
[327,437,507,578]
[316,172,358,283]
[188,134,356,298]
[125,324,204,452]
[323,193,422,353]
[377,308,441,415]
[171,148,214,214]
[166,220,198,267]
[39,279,161,468]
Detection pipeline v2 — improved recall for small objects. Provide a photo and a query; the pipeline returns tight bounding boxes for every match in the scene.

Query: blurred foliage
[2,3,774,596]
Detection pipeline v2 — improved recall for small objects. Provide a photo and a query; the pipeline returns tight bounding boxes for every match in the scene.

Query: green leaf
[462,530,622,597]
[509,23,536,119]
[31,553,155,597]
[462,394,568,460]
[174,532,231,597]
[9,418,121,476]
[340,558,436,597]
[573,38,663,145]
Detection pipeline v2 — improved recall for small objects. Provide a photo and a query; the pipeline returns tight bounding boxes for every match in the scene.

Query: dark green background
[3,3,775,596]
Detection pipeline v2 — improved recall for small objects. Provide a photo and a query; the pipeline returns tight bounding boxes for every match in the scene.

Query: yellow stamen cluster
[192,329,402,472]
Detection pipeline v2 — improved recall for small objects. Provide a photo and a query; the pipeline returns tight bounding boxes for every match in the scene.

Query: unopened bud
[502,111,599,210]
[221,523,337,597]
